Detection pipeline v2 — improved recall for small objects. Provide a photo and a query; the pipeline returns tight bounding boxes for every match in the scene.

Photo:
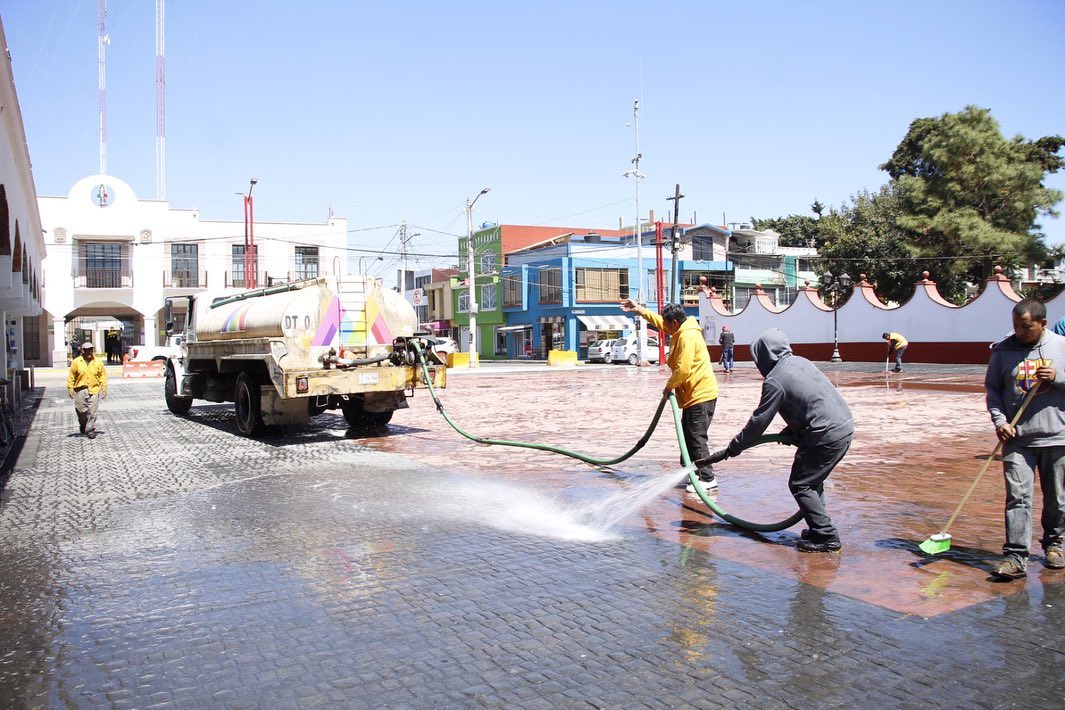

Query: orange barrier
[122,355,165,378]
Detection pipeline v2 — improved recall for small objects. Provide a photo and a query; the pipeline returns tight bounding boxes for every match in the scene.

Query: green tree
[815,186,925,305]
[880,106,1064,298]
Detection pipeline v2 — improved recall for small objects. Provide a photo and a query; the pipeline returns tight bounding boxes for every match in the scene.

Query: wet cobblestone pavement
[0,362,1062,707]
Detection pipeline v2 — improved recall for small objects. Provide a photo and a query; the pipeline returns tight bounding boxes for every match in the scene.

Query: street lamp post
[822,270,851,362]
[466,187,491,368]
[359,255,383,276]
[240,178,258,289]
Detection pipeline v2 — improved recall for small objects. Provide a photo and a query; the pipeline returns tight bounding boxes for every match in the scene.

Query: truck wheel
[165,367,193,415]
[234,372,266,437]
[341,399,394,428]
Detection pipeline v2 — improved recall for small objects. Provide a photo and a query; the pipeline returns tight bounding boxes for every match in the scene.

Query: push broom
[918,384,1040,555]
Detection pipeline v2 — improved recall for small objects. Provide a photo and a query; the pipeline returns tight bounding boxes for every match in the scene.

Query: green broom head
[918,533,952,555]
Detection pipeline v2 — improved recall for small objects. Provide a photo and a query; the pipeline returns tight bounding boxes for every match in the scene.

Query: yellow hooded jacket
[638,308,718,408]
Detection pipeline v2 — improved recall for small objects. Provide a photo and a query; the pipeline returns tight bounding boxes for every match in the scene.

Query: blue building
[500,228,731,359]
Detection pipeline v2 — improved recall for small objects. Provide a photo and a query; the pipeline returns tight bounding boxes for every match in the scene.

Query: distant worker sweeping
[620,299,720,493]
[705,329,854,552]
[883,331,908,373]
[985,298,1065,580]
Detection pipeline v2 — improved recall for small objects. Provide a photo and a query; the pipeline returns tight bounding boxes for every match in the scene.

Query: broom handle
[941,384,1041,535]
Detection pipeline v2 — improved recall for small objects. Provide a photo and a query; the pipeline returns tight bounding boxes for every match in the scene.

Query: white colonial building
[0,14,46,385]
[37,174,350,367]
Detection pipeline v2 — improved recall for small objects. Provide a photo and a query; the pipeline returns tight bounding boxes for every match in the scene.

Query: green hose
[412,342,805,532]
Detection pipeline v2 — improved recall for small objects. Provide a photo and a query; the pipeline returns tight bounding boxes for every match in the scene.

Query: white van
[610,334,663,365]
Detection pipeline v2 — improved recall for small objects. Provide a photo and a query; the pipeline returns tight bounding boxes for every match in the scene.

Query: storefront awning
[576,315,633,331]
[497,325,531,333]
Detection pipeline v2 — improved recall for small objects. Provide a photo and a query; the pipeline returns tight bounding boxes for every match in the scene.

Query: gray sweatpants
[1001,444,1065,559]
[74,389,100,435]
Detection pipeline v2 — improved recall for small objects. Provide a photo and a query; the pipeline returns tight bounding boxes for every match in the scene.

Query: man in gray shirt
[709,328,854,552]
[985,298,1065,579]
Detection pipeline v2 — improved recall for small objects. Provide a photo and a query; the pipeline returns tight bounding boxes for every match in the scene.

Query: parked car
[427,336,457,355]
[126,335,184,362]
[586,338,619,363]
[610,334,664,365]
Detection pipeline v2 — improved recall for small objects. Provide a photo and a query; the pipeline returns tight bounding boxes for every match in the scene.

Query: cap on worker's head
[81,341,94,350]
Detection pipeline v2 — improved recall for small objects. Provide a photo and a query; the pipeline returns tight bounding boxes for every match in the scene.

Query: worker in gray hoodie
[985,298,1065,580]
[705,328,854,552]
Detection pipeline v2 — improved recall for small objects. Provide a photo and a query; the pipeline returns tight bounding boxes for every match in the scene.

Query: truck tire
[234,372,266,437]
[341,398,394,428]
[165,366,193,415]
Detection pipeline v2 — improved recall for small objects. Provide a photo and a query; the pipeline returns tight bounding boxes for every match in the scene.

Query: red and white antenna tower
[97,0,109,175]
[155,0,166,199]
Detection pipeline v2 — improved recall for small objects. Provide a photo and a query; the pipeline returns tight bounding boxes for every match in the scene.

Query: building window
[171,243,199,287]
[503,273,523,306]
[540,268,562,303]
[458,289,470,313]
[480,284,498,311]
[575,268,628,302]
[295,246,319,280]
[231,245,258,288]
[22,316,40,360]
[480,252,496,275]
[83,242,123,288]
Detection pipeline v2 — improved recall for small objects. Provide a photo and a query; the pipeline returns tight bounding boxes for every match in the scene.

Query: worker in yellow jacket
[67,341,108,439]
[883,331,908,373]
[621,299,720,492]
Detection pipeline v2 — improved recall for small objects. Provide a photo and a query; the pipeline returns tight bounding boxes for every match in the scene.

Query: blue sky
[2,0,1063,277]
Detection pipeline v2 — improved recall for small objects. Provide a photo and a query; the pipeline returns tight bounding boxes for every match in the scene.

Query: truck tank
[193,277,417,358]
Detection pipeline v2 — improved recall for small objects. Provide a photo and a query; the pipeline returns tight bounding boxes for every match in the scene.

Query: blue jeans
[721,346,734,371]
[1001,444,1065,560]
[893,345,907,370]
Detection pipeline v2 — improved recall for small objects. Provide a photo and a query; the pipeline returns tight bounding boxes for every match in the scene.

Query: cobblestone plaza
[0,363,1062,707]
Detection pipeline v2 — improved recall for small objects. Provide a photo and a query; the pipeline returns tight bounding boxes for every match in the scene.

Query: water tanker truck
[162,276,446,436]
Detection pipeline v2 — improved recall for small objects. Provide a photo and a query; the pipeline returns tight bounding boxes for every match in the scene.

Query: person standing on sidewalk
[882,332,908,372]
[985,298,1065,580]
[67,341,107,439]
[707,329,854,552]
[719,325,735,373]
[620,299,719,493]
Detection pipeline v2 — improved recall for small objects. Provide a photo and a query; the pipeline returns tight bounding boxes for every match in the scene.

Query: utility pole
[666,183,684,303]
[399,221,408,298]
[624,100,647,365]
[466,188,491,367]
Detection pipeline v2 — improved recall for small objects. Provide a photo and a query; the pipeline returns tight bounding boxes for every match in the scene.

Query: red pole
[248,194,256,288]
[655,221,665,364]
[243,195,250,289]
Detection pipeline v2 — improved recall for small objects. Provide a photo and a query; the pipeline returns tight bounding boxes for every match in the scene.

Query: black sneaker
[797,538,842,553]
[87,431,97,440]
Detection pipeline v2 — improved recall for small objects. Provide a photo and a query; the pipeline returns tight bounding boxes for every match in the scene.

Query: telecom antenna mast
[155,0,166,199]
[97,0,109,175]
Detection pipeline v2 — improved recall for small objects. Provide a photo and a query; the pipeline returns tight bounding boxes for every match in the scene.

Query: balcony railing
[164,270,209,288]
[74,268,132,289]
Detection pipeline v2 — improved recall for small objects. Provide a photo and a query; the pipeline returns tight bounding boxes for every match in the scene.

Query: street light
[240,178,258,289]
[821,270,851,362]
[466,187,491,368]
[359,255,383,275]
